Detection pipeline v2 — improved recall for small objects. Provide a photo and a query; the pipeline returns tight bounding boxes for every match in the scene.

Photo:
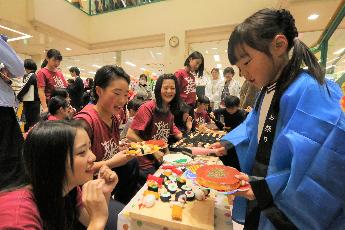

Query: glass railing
[64,0,164,15]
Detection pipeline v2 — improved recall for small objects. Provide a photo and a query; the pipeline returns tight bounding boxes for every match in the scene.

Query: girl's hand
[153,151,164,162]
[245,106,253,113]
[209,112,215,120]
[209,142,226,156]
[98,165,118,195]
[233,173,255,200]
[185,116,193,131]
[82,180,108,229]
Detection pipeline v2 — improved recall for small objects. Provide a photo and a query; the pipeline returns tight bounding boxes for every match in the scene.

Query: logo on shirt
[184,76,196,94]
[101,138,119,160]
[196,117,205,124]
[153,121,170,142]
[53,75,65,88]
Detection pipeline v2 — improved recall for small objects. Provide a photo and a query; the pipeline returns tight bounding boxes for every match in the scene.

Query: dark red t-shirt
[175,68,196,106]
[74,105,120,161]
[36,68,67,100]
[195,110,211,126]
[130,100,181,169]
[0,186,82,230]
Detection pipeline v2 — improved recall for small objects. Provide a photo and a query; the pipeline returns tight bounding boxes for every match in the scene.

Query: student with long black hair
[0,120,119,229]
[75,65,140,204]
[175,51,204,108]
[127,74,183,185]
[40,96,71,121]
[211,9,345,229]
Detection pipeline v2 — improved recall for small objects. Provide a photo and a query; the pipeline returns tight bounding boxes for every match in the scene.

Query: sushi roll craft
[160,191,172,202]
[147,183,158,192]
[176,177,186,188]
[175,191,187,204]
[185,191,195,201]
[181,185,192,192]
[167,183,178,194]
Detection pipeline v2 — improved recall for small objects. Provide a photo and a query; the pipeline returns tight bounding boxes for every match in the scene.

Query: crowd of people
[0,7,344,230]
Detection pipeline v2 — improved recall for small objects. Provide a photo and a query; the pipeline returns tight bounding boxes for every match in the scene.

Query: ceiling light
[125,61,136,67]
[216,64,222,68]
[205,50,209,54]
[307,14,319,20]
[213,55,220,62]
[88,71,96,74]
[156,52,162,55]
[140,67,146,71]
[212,48,218,50]
[113,57,117,59]
[225,50,227,53]
[333,48,345,55]
[92,64,101,68]
[65,48,72,51]
[0,24,33,42]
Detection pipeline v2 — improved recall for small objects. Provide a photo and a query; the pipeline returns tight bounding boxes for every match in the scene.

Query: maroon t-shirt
[0,186,82,230]
[175,68,196,106]
[130,100,180,169]
[36,68,67,100]
[195,110,211,126]
[74,105,120,161]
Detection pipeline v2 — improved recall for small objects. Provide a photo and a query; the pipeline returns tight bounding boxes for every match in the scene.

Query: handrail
[310,0,345,67]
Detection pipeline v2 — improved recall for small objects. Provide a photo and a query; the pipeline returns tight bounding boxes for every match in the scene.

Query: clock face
[169,36,179,47]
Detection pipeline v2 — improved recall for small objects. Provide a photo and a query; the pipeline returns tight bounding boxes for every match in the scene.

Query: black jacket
[17,72,39,102]
[68,76,84,110]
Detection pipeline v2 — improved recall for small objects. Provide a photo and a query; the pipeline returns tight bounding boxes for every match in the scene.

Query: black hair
[52,88,69,99]
[228,8,324,102]
[173,101,191,131]
[197,95,210,105]
[184,51,204,77]
[48,96,69,115]
[139,74,148,82]
[154,74,180,113]
[93,65,130,103]
[69,67,80,76]
[46,49,63,61]
[23,120,86,230]
[24,59,37,72]
[41,59,48,68]
[224,95,240,108]
[127,98,143,111]
[223,67,235,76]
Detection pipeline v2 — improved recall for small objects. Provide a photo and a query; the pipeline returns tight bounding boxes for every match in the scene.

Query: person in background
[0,34,26,192]
[239,79,260,111]
[175,51,204,109]
[82,77,94,107]
[75,65,140,205]
[68,67,84,112]
[220,67,241,107]
[194,95,211,126]
[17,59,40,132]
[127,74,183,185]
[212,95,247,132]
[205,68,223,109]
[120,97,143,139]
[51,88,76,118]
[0,120,120,230]
[36,49,67,113]
[135,74,152,101]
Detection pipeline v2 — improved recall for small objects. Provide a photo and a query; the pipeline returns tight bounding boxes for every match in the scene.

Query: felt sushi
[164,179,173,189]
[185,191,195,201]
[160,191,172,202]
[148,183,158,192]
[167,183,178,194]
[176,177,186,188]
[171,204,183,221]
[168,175,177,182]
[181,185,192,192]
[163,169,172,177]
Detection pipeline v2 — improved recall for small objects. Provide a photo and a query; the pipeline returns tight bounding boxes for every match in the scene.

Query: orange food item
[196,165,240,191]
[145,140,167,148]
[171,204,183,221]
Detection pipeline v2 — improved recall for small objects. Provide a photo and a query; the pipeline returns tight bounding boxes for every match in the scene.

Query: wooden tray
[128,194,215,230]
